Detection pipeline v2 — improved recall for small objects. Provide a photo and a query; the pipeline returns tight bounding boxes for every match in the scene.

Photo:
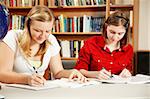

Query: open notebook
[4,81,59,91]
[99,74,150,84]
[4,78,99,90]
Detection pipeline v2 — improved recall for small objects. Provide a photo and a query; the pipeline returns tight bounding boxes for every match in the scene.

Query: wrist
[79,69,85,73]
[25,75,31,85]
[95,71,100,79]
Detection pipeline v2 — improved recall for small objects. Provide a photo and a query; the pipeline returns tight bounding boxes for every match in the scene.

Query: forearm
[79,69,99,78]
[0,71,29,84]
[54,69,73,79]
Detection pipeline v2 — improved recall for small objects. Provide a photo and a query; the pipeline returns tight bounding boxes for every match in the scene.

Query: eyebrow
[32,28,51,32]
[109,29,125,34]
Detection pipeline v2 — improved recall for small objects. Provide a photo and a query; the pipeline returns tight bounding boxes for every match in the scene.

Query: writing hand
[27,74,46,86]
[97,68,112,80]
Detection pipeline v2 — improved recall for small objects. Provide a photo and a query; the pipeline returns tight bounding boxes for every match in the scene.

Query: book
[98,74,150,84]
[5,81,59,91]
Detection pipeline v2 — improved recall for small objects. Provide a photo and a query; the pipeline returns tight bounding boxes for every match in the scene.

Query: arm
[0,42,45,86]
[79,69,99,78]
[74,41,100,78]
[119,45,133,77]
[49,54,70,78]
[0,42,29,84]
[49,53,74,78]
[75,41,111,79]
[49,54,87,82]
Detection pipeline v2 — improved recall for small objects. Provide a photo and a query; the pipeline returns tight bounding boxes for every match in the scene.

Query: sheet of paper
[127,74,150,84]
[4,78,99,90]
[50,78,99,88]
[99,74,150,84]
[5,81,59,91]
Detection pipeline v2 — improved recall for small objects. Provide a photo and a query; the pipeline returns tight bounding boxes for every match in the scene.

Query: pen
[102,67,113,78]
[33,66,38,74]
[32,66,45,85]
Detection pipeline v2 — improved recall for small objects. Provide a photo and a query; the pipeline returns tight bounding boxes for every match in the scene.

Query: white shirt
[2,30,60,76]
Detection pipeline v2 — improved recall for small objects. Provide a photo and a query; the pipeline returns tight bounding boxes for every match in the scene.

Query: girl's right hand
[96,68,111,80]
[27,74,46,86]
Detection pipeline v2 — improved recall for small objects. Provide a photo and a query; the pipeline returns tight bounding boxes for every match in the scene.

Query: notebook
[5,81,59,91]
[99,74,150,84]
[4,78,99,90]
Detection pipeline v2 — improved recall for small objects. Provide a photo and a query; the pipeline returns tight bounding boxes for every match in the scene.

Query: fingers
[97,69,112,80]
[119,68,131,78]
[69,69,88,83]
[28,74,46,86]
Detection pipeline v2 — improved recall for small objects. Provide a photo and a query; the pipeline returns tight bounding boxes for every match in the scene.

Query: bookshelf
[4,0,139,61]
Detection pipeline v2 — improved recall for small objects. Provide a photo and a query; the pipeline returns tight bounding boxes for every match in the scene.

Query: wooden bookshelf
[6,0,139,60]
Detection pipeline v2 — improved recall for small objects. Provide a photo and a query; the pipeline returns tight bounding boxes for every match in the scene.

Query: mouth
[37,36,43,40]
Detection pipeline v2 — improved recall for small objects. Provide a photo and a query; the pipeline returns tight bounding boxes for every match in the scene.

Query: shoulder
[47,34,60,48]
[3,29,23,41]
[47,34,57,44]
[2,30,23,52]
[122,44,133,53]
[7,29,23,34]
[7,29,23,38]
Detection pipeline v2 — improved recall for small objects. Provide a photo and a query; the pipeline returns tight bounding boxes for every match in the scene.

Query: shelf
[52,32,102,35]
[8,7,31,15]
[52,32,102,40]
[61,57,77,60]
[8,4,133,16]
[50,5,106,17]
[8,6,106,16]
[48,5,106,9]
[110,4,133,10]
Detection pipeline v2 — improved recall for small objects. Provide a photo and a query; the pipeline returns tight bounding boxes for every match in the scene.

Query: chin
[36,40,45,44]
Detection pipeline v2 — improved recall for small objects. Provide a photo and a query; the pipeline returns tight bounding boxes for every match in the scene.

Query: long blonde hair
[18,5,55,57]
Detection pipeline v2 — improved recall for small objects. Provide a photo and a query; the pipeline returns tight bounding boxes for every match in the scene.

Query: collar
[96,36,131,52]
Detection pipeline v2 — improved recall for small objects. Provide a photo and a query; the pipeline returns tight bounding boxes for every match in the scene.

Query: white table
[0,84,150,99]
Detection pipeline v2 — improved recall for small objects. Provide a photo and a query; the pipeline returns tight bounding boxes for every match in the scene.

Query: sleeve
[48,34,60,57]
[74,40,91,70]
[2,30,18,52]
[126,45,134,73]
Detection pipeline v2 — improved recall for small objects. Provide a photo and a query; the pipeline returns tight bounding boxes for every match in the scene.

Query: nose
[40,31,49,38]
[113,33,119,39]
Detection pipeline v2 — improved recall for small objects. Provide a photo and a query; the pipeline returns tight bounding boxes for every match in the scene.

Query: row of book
[4,0,44,7]
[9,14,105,33]
[47,0,105,6]
[9,15,25,30]
[1,0,133,7]
[59,40,84,58]
[52,14,105,32]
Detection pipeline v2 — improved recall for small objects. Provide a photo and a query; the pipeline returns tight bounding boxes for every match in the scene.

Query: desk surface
[0,84,150,99]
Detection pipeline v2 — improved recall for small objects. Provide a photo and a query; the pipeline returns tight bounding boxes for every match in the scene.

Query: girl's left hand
[69,69,88,83]
[119,68,132,78]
